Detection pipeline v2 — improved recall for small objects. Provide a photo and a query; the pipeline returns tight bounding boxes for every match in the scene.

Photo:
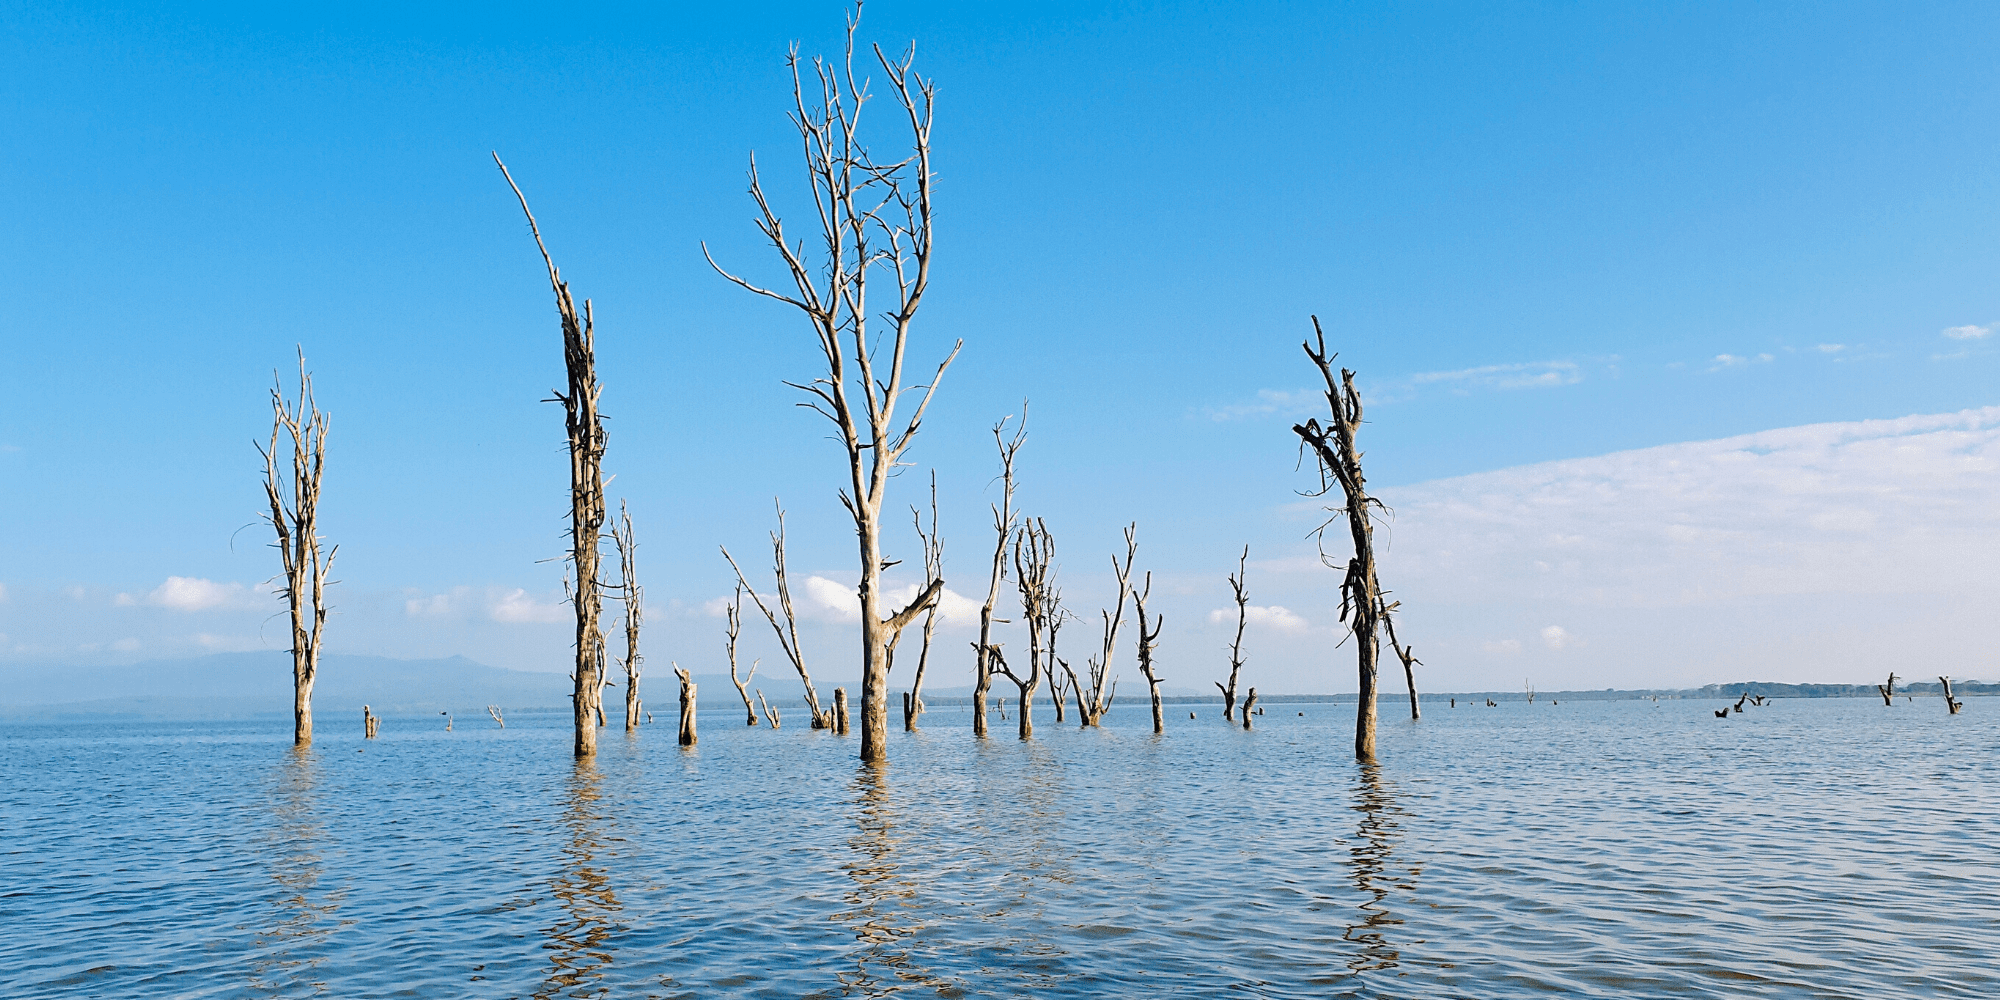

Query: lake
[3,696,1993,998]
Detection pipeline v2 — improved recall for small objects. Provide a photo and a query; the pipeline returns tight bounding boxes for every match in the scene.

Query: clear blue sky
[4,1,1998,691]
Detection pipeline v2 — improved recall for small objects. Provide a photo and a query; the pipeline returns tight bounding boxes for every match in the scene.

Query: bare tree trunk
[1291,317,1387,761]
[1940,675,1964,714]
[1134,569,1165,734]
[906,472,944,731]
[1878,672,1898,706]
[834,687,850,736]
[707,14,957,764]
[997,518,1058,739]
[259,350,335,748]
[1381,599,1421,721]
[1048,654,1069,723]
[1218,545,1249,721]
[362,705,377,739]
[1242,688,1259,730]
[674,664,696,746]
[496,156,608,760]
[723,585,760,726]
[723,502,829,728]
[612,501,643,733]
[1076,526,1138,727]
[757,689,782,728]
[488,705,506,728]
[975,415,1027,737]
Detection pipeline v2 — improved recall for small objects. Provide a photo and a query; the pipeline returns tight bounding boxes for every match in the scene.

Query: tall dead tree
[1134,570,1166,734]
[724,584,760,726]
[723,502,831,728]
[996,519,1058,739]
[975,414,1026,737]
[1939,676,1964,715]
[612,501,643,733]
[903,472,944,730]
[1878,672,1898,706]
[1292,317,1388,761]
[497,154,608,759]
[706,11,955,763]
[1382,600,1420,721]
[1067,525,1136,727]
[1217,545,1250,721]
[258,352,335,748]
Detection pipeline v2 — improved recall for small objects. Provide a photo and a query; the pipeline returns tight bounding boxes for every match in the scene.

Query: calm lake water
[3,696,1994,998]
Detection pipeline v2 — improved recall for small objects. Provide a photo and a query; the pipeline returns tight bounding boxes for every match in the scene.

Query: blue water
[3,697,1994,998]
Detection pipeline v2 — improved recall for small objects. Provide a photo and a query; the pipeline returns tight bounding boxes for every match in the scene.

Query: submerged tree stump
[1242,688,1259,730]
[1940,675,1965,715]
[675,665,697,746]
[834,687,850,736]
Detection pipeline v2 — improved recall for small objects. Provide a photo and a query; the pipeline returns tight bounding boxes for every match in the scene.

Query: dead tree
[674,663,696,746]
[1940,676,1964,715]
[1878,672,1899,706]
[1292,318,1393,760]
[1134,570,1166,734]
[258,351,335,748]
[757,689,782,728]
[996,519,1059,739]
[1380,600,1420,721]
[496,155,609,759]
[1068,525,1137,727]
[1525,680,1536,705]
[1242,688,1259,730]
[488,705,506,728]
[974,414,1027,737]
[1047,649,1070,723]
[705,11,957,763]
[722,502,831,728]
[1217,545,1250,721]
[724,585,760,726]
[363,705,378,739]
[834,687,851,736]
[904,472,944,731]
[612,501,644,733]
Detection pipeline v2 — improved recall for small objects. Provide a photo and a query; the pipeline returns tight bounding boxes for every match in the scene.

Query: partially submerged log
[258,350,335,748]
[496,155,609,760]
[1217,546,1250,721]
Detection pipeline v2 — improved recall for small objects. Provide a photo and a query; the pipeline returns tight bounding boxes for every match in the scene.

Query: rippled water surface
[4,697,1995,998]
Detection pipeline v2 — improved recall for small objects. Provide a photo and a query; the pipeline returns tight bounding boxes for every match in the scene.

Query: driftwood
[487,705,506,729]
[1878,672,1898,706]
[674,663,696,746]
[362,705,378,739]
[1380,600,1420,721]
[1940,676,1964,715]
[612,501,643,733]
[1291,317,1388,761]
[974,414,1027,737]
[1217,545,1250,721]
[757,689,782,728]
[722,502,829,728]
[904,472,944,731]
[723,584,760,726]
[1134,568,1166,734]
[996,518,1060,739]
[1242,688,1259,731]
[705,11,958,763]
[496,155,609,760]
[1070,526,1137,727]
[258,350,336,748]
[834,687,851,736]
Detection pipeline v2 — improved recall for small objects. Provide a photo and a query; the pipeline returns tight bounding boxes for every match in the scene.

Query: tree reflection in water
[536,759,623,1000]
[829,762,950,998]
[1345,761,1417,976]
[250,746,346,997]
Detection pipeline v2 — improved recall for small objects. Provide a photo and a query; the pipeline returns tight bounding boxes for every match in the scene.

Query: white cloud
[406,592,457,617]
[1409,360,1581,391]
[803,575,862,622]
[1815,344,1846,353]
[1540,625,1574,650]
[1207,360,1584,420]
[882,582,983,626]
[140,576,256,612]
[1208,604,1311,634]
[1709,352,1774,370]
[489,588,568,624]
[1943,324,1992,340]
[1483,639,1522,654]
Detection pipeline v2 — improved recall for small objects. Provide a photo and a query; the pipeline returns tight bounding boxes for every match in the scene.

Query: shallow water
[3,696,1994,998]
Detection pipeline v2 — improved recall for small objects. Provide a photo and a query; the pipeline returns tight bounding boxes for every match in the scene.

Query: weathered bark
[723,586,760,726]
[258,350,335,748]
[1047,654,1069,723]
[362,705,377,739]
[613,501,643,733]
[996,519,1059,740]
[1134,570,1165,734]
[834,687,851,736]
[1217,545,1249,721]
[1940,675,1964,714]
[1291,317,1386,761]
[905,472,944,731]
[1242,688,1259,730]
[1381,600,1420,721]
[1878,672,1898,706]
[723,502,830,728]
[706,14,957,763]
[674,664,696,746]
[487,705,506,728]
[974,414,1027,737]
[496,155,608,759]
[757,689,782,728]
[1074,526,1138,727]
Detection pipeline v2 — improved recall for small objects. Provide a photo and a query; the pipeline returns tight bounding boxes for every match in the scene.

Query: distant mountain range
[0,652,1987,719]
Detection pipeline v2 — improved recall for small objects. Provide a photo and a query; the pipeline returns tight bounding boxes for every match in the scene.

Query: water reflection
[829,762,948,997]
[536,760,623,1000]
[1345,762,1417,975]
[250,746,345,997]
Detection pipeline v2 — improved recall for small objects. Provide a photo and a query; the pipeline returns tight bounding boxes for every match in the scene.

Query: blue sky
[4,1,1998,693]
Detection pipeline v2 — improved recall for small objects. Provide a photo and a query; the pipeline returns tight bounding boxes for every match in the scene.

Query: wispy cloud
[1540,625,1577,650]
[124,576,260,612]
[1815,343,1846,353]
[489,588,568,624]
[1708,352,1774,371]
[1208,604,1310,634]
[1408,360,1581,391]
[1206,359,1586,421]
[1202,388,1322,422]
[1943,323,1992,340]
